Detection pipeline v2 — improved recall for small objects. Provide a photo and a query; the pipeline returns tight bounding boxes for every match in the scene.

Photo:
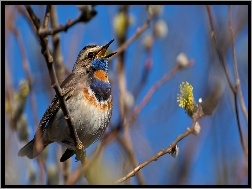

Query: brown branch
[228,6,248,157]
[39,4,98,38]
[205,5,235,93]
[206,5,247,159]
[65,141,107,185]
[115,5,145,185]
[228,5,248,122]
[38,5,97,38]
[233,93,248,157]
[10,24,39,130]
[114,15,152,58]
[50,5,66,90]
[50,5,70,183]
[131,61,194,123]
[117,132,145,184]
[25,5,83,151]
[39,16,80,38]
[132,66,179,122]
[116,105,205,184]
[17,5,38,36]
[115,61,195,184]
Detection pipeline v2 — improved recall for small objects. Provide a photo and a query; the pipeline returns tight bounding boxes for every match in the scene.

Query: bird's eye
[88,52,94,59]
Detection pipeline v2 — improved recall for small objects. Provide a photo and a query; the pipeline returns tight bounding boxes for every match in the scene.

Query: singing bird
[18,39,116,162]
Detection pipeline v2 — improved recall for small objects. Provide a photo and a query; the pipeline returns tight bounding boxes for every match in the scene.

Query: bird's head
[73,39,117,77]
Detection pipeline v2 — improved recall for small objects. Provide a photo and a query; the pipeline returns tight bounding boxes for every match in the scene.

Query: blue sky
[5,5,248,185]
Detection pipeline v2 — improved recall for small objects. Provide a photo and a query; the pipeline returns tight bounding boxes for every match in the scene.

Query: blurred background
[5,5,248,185]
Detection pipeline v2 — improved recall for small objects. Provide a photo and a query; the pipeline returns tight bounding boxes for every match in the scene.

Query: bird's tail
[18,139,47,159]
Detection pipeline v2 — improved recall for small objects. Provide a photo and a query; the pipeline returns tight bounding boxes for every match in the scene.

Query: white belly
[45,91,112,150]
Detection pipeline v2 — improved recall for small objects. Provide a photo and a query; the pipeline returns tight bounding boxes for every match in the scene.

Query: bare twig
[114,15,152,58]
[39,16,80,38]
[233,93,248,157]
[36,5,96,38]
[228,6,248,157]
[131,62,194,123]
[115,5,145,185]
[50,5,66,84]
[25,5,83,150]
[10,24,39,130]
[205,5,235,93]
[228,5,248,122]
[117,132,145,184]
[50,5,70,183]
[206,5,247,159]
[116,105,204,184]
[64,141,106,185]
[116,62,195,184]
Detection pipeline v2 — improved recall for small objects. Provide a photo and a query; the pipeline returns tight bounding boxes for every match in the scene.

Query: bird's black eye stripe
[88,52,94,59]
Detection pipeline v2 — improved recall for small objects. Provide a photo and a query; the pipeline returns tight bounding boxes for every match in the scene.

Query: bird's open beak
[95,39,117,59]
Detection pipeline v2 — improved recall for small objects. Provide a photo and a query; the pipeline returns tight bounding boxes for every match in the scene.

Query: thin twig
[205,5,235,93]
[131,61,194,123]
[117,133,145,184]
[64,141,106,185]
[228,6,248,157]
[10,24,40,131]
[228,5,248,122]
[50,5,71,183]
[115,62,196,184]
[206,5,247,159]
[233,93,248,157]
[37,5,96,38]
[132,66,179,122]
[25,5,83,150]
[115,5,145,185]
[50,5,66,84]
[116,105,204,184]
[39,16,81,38]
[114,15,152,58]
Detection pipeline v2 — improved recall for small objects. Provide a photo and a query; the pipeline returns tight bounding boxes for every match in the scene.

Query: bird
[18,39,117,162]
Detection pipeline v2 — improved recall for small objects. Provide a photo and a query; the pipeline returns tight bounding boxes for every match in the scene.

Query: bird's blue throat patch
[90,58,111,101]
[91,58,109,72]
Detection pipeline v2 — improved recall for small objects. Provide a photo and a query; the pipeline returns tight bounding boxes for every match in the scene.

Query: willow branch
[115,5,145,185]
[25,5,83,150]
[10,24,39,130]
[50,5,66,90]
[39,16,80,38]
[228,5,248,157]
[206,5,247,159]
[228,5,248,122]
[205,5,235,93]
[131,61,194,123]
[116,105,204,184]
[114,16,152,58]
[39,5,96,38]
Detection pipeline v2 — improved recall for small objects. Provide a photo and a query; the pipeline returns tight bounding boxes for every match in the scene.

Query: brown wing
[38,72,78,131]
[38,96,60,132]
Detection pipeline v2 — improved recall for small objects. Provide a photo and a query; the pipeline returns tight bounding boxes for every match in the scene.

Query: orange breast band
[93,70,109,82]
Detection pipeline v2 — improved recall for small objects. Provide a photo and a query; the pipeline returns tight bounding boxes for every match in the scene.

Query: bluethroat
[18,39,117,162]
